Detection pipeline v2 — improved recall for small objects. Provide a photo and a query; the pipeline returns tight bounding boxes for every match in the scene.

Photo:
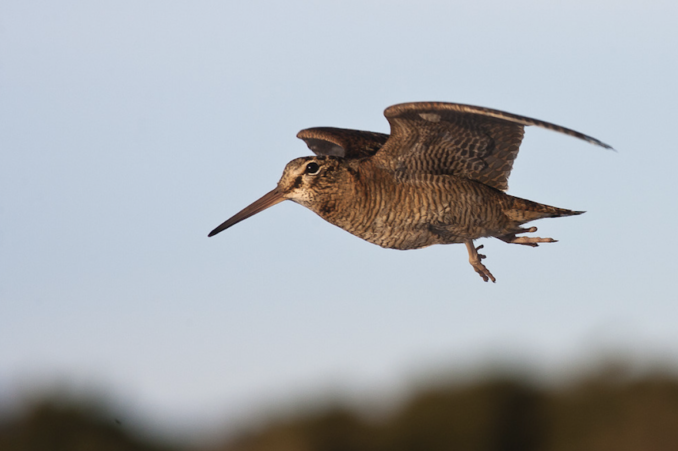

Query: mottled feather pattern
[384,102,612,149]
[297,127,389,159]
[322,163,515,250]
[210,102,610,282]
[387,113,524,191]
[379,104,526,191]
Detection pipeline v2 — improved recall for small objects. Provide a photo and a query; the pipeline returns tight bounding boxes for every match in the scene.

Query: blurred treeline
[2,368,678,451]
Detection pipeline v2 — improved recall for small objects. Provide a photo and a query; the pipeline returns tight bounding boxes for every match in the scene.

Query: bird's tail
[503,195,584,223]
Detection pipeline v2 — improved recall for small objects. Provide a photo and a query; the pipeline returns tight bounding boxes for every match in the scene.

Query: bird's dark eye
[305,162,320,174]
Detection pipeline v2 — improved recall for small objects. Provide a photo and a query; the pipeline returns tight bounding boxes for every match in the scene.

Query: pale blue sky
[2,0,677,442]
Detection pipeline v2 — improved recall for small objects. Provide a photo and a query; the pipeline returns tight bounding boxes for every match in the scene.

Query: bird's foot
[465,241,496,283]
[497,227,557,247]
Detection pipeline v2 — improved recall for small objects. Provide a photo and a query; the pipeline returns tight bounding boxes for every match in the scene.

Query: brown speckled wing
[376,102,612,191]
[297,127,390,159]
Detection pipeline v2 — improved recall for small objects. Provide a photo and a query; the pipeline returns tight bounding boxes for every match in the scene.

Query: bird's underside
[305,167,586,283]
[210,101,611,282]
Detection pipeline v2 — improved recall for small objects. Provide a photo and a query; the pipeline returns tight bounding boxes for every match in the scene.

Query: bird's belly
[337,207,489,250]
[314,175,509,250]
[357,226,450,250]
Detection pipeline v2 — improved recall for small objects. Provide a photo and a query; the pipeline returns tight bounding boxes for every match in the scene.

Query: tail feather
[504,196,584,223]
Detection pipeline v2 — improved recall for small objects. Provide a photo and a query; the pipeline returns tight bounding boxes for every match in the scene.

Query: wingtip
[597,140,616,151]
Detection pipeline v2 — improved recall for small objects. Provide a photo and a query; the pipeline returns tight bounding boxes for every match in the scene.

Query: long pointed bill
[208,188,286,237]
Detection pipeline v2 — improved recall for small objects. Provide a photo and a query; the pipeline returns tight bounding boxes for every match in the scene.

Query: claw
[465,241,496,283]
[511,236,557,246]
[496,227,557,247]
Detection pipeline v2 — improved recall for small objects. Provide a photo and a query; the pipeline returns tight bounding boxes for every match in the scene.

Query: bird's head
[208,156,349,237]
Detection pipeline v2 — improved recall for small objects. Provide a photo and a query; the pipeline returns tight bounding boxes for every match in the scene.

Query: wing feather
[297,127,389,159]
[374,102,612,191]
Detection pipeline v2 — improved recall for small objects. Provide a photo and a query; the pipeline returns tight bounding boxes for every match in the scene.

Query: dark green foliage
[0,399,181,451]
[3,371,678,451]
[216,373,678,451]
[380,379,546,451]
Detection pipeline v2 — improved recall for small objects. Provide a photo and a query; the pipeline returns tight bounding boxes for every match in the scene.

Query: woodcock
[208,102,611,282]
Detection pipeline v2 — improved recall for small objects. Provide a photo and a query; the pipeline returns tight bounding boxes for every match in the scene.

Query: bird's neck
[309,161,383,235]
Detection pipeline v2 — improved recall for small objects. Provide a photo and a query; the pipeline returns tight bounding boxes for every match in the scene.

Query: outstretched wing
[297,127,390,159]
[374,102,612,191]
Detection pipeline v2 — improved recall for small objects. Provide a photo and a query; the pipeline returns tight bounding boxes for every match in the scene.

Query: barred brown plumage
[209,102,611,282]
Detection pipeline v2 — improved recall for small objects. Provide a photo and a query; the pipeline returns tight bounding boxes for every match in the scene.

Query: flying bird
[209,102,611,282]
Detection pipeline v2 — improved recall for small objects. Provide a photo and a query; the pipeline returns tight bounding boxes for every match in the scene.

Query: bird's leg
[465,240,496,283]
[496,227,557,247]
